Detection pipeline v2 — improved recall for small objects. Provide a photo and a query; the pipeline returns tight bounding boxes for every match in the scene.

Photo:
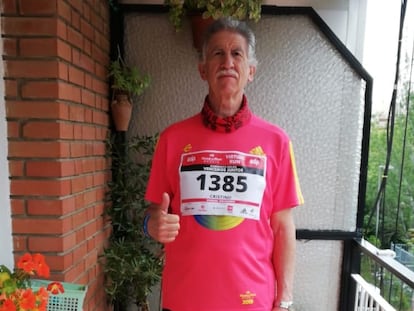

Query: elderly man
[144,17,303,311]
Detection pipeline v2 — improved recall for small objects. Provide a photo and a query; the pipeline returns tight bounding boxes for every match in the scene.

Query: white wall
[120,0,368,61]
[0,16,14,269]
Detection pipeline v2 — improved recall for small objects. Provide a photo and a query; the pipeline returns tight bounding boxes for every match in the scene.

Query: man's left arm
[270,208,296,310]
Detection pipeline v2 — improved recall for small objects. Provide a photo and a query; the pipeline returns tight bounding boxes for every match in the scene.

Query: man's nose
[222,53,234,67]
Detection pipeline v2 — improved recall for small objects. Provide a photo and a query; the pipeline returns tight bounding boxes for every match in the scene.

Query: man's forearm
[271,209,296,304]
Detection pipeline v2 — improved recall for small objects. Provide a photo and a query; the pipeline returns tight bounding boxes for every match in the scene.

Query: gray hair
[200,17,258,67]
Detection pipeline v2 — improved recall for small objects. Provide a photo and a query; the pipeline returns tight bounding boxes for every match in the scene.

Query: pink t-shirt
[146,113,303,311]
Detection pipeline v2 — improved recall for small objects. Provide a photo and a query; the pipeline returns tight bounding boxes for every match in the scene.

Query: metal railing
[352,273,396,311]
[355,239,414,311]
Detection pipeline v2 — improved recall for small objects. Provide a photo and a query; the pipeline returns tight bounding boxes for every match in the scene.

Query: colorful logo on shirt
[240,290,256,305]
[194,215,244,230]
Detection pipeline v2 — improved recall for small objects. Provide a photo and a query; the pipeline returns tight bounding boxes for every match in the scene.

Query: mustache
[216,69,238,78]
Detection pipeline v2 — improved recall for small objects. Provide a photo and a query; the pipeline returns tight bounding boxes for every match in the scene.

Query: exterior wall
[1,1,112,310]
[0,11,13,270]
[119,0,368,62]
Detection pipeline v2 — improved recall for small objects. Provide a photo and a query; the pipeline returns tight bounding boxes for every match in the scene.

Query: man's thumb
[160,192,170,212]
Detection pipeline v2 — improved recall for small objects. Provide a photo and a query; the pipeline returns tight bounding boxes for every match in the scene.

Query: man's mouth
[216,69,238,79]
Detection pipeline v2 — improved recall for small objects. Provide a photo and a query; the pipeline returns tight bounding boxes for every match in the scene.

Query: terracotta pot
[189,14,214,53]
[111,94,132,131]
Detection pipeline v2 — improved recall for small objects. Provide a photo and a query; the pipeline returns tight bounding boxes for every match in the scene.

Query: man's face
[198,30,256,97]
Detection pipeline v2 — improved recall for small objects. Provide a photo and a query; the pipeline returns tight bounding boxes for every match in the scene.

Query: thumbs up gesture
[146,192,180,243]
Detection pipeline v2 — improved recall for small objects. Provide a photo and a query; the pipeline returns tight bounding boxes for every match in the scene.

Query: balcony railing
[352,273,396,311]
[354,239,414,311]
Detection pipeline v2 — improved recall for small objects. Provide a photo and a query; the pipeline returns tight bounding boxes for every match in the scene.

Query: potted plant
[0,253,68,311]
[108,55,150,131]
[103,134,162,311]
[165,0,262,51]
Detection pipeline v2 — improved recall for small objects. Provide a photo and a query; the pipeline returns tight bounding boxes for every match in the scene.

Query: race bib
[179,150,266,220]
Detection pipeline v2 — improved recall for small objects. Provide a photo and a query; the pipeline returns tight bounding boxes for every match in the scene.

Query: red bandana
[201,95,252,133]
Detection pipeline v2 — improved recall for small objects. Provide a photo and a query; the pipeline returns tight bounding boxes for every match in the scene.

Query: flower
[0,253,64,311]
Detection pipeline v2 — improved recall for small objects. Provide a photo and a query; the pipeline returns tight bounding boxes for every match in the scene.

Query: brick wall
[1,0,112,310]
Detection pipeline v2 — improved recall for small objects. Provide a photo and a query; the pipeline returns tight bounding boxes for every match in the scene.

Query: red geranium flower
[17,254,36,275]
[46,282,64,295]
[31,255,49,279]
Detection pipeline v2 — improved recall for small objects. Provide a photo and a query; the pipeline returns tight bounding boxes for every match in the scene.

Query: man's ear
[248,65,256,82]
[198,63,207,80]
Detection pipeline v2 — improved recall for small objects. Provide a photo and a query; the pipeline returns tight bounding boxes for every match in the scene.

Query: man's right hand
[147,192,180,243]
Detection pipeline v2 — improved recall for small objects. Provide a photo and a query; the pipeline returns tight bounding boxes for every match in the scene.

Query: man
[144,18,303,311]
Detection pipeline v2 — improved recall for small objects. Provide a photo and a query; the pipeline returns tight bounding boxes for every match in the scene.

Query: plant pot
[189,14,214,53]
[111,94,132,131]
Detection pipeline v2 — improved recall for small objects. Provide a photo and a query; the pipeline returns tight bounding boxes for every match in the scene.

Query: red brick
[11,199,25,215]
[12,217,72,234]
[2,0,17,14]
[76,226,86,243]
[3,38,17,56]
[6,100,70,120]
[20,0,57,15]
[93,110,109,127]
[21,81,59,99]
[7,120,21,138]
[44,253,73,271]
[26,159,76,178]
[64,260,86,283]
[84,106,93,124]
[84,71,93,90]
[8,141,70,157]
[83,125,96,140]
[27,197,76,216]
[4,80,18,97]
[60,82,82,102]
[56,18,67,40]
[92,78,108,96]
[71,176,87,194]
[13,236,27,252]
[84,38,92,56]
[68,65,85,86]
[20,38,56,57]
[22,121,63,139]
[57,39,72,62]
[67,26,83,49]
[10,179,72,196]
[71,10,81,31]
[28,233,76,252]
[81,18,94,41]
[74,52,94,73]
[73,242,88,262]
[3,17,57,36]
[6,60,59,78]
[58,62,69,80]
[22,121,74,140]
[8,160,24,176]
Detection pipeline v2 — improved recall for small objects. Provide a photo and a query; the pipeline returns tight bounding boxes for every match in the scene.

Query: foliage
[364,92,414,248]
[108,0,119,12]
[103,134,162,310]
[0,253,63,311]
[165,0,262,31]
[360,255,412,310]
[108,56,150,99]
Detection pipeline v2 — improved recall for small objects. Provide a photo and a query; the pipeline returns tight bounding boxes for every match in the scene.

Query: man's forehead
[207,31,248,50]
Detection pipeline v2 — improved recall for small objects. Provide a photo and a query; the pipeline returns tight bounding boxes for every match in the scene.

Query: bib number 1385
[196,174,247,192]
[179,150,266,219]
